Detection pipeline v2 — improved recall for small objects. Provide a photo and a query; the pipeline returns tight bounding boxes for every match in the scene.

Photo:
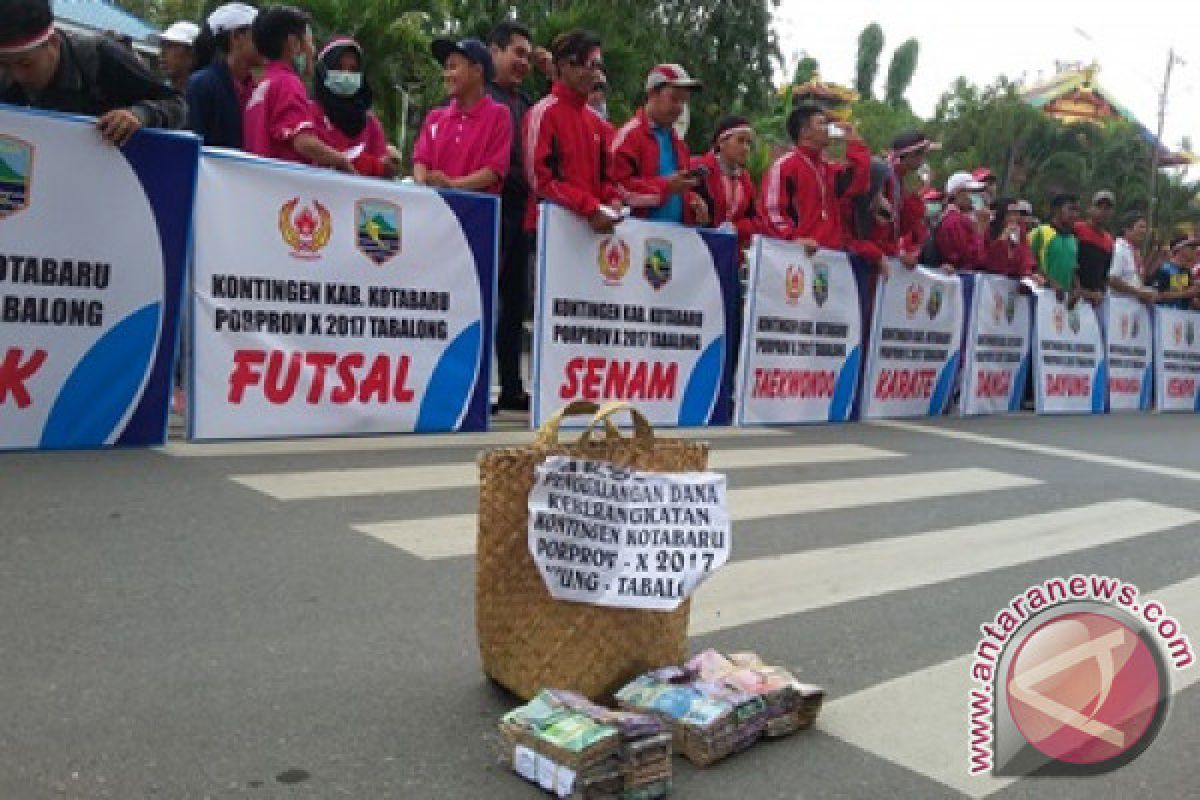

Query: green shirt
[1029,224,1079,290]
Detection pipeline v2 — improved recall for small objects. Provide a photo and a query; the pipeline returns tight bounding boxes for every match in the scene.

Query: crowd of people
[3,0,1199,416]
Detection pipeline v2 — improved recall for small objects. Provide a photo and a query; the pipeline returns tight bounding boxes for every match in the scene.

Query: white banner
[1105,295,1153,412]
[959,274,1032,416]
[1032,290,1106,414]
[1154,307,1200,412]
[532,204,738,429]
[0,107,195,450]
[190,152,497,439]
[735,241,863,425]
[861,264,964,419]
[527,456,730,611]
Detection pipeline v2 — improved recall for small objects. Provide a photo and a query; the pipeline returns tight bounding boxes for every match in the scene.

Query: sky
[775,0,1200,152]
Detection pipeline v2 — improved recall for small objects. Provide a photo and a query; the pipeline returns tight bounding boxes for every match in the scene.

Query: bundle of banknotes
[501,689,673,799]
[614,651,825,766]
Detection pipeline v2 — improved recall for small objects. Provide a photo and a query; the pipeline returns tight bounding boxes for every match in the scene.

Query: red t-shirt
[243,60,315,164]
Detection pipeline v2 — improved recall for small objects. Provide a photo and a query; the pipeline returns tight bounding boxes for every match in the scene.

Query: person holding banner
[983,198,1037,279]
[881,129,938,267]
[0,0,187,144]
[244,6,355,172]
[932,171,987,272]
[187,3,261,149]
[413,38,511,194]
[759,103,869,254]
[691,115,759,250]
[522,30,623,234]
[154,21,199,93]
[1107,212,1158,305]
[1150,235,1200,310]
[311,38,399,178]
[1030,194,1083,302]
[610,64,709,226]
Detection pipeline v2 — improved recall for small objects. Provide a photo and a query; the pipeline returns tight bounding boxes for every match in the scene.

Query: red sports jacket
[609,108,701,222]
[692,150,760,249]
[522,81,619,231]
[759,139,870,250]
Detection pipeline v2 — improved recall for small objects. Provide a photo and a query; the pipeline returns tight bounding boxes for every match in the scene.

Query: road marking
[691,500,1200,634]
[353,468,1034,560]
[159,424,793,458]
[818,571,1200,799]
[229,444,901,501]
[871,419,1200,483]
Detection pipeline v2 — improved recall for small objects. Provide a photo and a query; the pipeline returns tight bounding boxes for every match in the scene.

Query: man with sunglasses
[522,30,622,234]
[0,0,186,145]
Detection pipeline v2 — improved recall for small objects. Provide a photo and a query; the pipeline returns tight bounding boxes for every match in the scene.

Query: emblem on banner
[1174,321,1184,346]
[905,283,924,318]
[0,134,33,220]
[784,264,805,305]
[597,236,631,286]
[992,292,1005,324]
[813,262,830,307]
[279,197,332,260]
[1131,314,1140,339]
[927,284,944,319]
[1053,306,1065,335]
[355,199,401,265]
[1005,292,1017,325]
[1120,314,1130,340]
[1067,306,1081,335]
[1188,320,1196,346]
[643,238,673,290]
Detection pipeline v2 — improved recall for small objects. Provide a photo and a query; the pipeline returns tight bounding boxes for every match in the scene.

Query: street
[2,413,1198,799]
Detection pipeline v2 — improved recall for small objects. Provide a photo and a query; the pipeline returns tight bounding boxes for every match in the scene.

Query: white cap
[157,21,200,46]
[207,3,259,34]
[945,171,986,196]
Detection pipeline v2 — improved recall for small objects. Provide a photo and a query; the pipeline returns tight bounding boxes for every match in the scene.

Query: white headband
[0,23,54,56]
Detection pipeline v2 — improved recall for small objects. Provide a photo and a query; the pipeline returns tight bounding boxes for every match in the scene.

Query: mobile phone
[687,165,711,180]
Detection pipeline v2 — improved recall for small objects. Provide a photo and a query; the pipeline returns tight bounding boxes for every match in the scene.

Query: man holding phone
[610,64,710,225]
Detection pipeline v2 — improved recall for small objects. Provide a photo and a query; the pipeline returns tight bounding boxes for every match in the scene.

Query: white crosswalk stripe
[691,500,1200,634]
[228,444,902,501]
[819,572,1200,799]
[353,468,1036,560]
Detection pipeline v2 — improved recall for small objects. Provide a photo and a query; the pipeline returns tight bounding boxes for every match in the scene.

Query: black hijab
[314,39,374,138]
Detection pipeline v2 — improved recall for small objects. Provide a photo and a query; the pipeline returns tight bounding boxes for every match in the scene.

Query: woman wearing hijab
[312,38,398,178]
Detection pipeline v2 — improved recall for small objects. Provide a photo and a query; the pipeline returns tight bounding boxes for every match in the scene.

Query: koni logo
[968,576,1192,778]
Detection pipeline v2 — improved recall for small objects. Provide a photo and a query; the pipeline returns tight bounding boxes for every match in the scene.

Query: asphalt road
[2,412,1198,799]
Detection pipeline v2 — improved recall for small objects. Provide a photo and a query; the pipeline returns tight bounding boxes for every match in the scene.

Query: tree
[884,38,918,109]
[854,22,884,100]
[793,54,819,85]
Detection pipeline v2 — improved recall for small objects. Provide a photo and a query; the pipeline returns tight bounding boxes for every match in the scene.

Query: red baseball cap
[645,64,703,92]
[972,167,995,183]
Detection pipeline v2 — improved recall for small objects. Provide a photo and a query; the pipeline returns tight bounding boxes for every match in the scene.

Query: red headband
[0,23,54,56]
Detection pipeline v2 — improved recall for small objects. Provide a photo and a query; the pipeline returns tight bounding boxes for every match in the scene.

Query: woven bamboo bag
[476,401,709,701]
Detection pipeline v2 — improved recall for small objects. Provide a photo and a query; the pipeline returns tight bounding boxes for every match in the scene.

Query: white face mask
[324,70,362,97]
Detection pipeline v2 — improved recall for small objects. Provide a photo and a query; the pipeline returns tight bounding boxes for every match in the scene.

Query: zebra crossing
[161,424,1200,799]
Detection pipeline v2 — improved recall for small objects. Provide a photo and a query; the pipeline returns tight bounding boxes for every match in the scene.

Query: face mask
[324,70,362,97]
[970,193,986,211]
[291,52,309,76]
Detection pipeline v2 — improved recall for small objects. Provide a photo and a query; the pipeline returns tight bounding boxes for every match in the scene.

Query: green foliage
[854,22,884,100]
[851,98,920,153]
[883,38,918,109]
[793,55,818,85]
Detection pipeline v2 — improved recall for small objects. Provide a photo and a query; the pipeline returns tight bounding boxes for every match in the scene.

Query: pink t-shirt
[412,94,511,194]
[243,61,315,164]
[313,111,389,177]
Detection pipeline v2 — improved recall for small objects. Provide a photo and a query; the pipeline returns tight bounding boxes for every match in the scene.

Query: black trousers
[496,198,530,399]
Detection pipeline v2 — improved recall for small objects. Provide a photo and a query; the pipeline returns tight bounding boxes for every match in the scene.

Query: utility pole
[1147,48,1185,254]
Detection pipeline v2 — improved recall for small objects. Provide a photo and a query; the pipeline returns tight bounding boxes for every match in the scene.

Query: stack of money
[688,650,826,737]
[543,690,673,799]
[613,671,745,767]
[500,691,623,799]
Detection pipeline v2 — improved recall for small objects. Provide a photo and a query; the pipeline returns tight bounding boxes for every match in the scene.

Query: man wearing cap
[1030,193,1083,300]
[1073,190,1116,304]
[760,103,869,253]
[187,3,260,149]
[1150,235,1200,310]
[972,167,997,208]
[610,64,708,225]
[692,116,759,250]
[156,21,199,93]
[884,129,939,267]
[932,171,987,271]
[0,0,186,145]
[522,30,622,234]
[413,38,511,194]
[244,6,353,171]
